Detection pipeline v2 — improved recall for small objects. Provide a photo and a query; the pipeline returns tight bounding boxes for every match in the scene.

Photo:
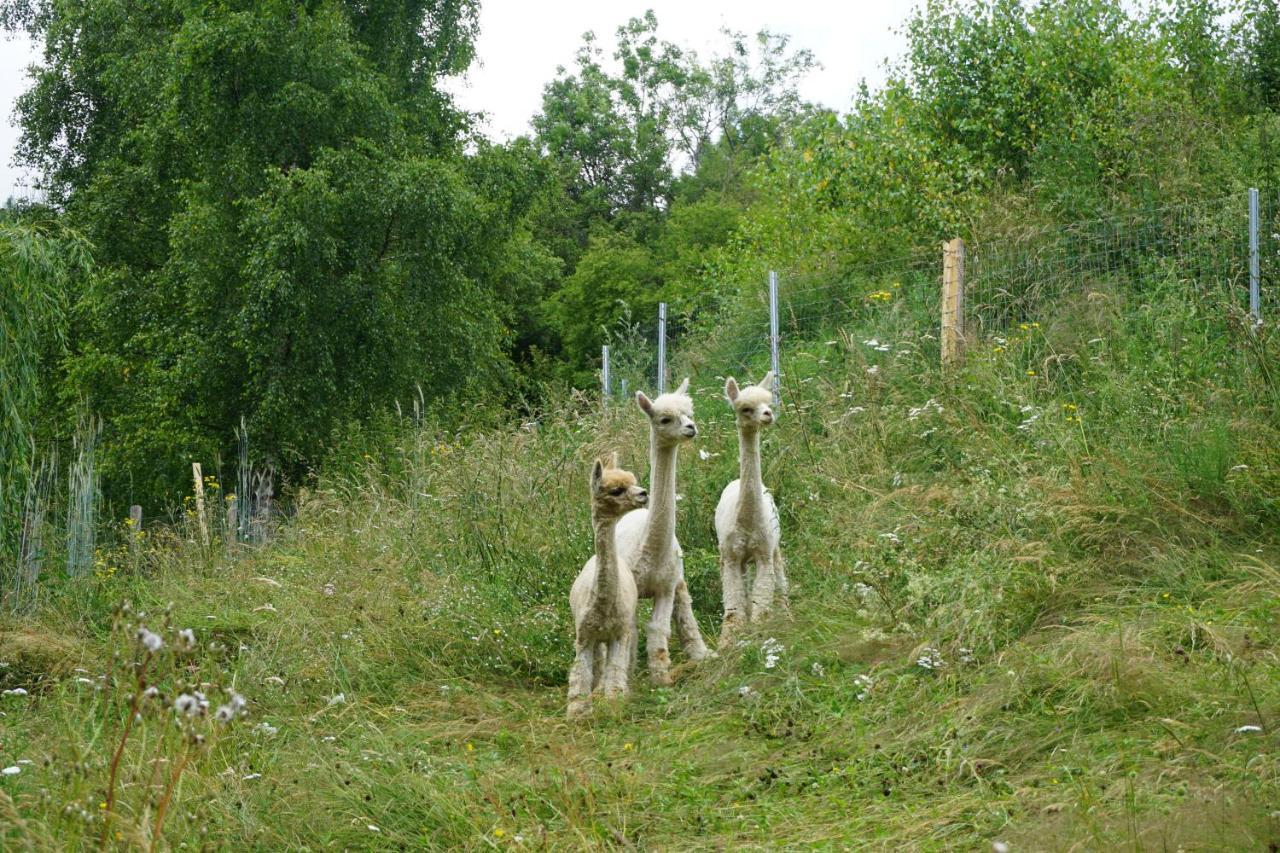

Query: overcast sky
[1,1,919,201]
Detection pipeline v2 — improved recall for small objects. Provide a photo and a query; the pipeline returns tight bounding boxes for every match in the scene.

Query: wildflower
[1061,403,1077,412]
[466,742,475,752]
[1234,724,1262,734]
[494,828,506,838]
[623,743,634,751]
[811,662,826,677]
[1026,369,1036,377]
[865,365,880,376]
[255,722,278,736]
[761,638,785,670]
[323,583,335,597]
[959,648,975,664]
[854,674,874,701]
[177,629,196,651]
[916,647,946,671]
[2,766,20,776]
[879,531,901,545]
[142,686,160,700]
[174,694,200,717]
[698,449,713,461]
[737,685,754,699]
[136,628,163,653]
[242,773,262,781]
[327,693,345,706]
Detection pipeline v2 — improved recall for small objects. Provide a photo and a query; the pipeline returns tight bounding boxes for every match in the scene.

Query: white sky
[1,2,918,200]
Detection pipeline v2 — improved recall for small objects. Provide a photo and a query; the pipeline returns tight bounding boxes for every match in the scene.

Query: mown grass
[1,272,1278,850]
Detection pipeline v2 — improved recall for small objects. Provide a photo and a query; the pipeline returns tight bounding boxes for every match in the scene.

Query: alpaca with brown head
[567,454,648,718]
[714,371,786,645]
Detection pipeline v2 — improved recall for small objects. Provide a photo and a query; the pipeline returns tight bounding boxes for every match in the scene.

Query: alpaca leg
[673,579,713,662]
[647,593,675,686]
[567,645,595,718]
[750,551,777,621]
[719,554,748,647]
[772,547,790,615]
[602,637,630,699]
[591,642,606,693]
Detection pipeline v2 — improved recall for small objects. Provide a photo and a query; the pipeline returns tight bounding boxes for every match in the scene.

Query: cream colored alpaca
[614,379,714,686]
[568,456,648,719]
[715,372,786,644]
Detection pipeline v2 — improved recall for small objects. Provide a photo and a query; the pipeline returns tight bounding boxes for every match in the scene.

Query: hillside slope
[2,278,1278,850]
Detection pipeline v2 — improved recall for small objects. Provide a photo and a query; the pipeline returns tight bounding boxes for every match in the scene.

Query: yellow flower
[1018,323,1029,331]
[623,742,634,751]
[1026,370,1037,376]
[465,742,474,752]
[993,345,1005,353]
[1062,403,1077,411]
[494,828,506,838]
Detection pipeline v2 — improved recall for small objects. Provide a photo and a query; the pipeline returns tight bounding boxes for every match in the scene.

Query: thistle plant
[91,602,246,849]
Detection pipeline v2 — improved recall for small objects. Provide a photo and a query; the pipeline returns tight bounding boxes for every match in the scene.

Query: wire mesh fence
[602,187,1274,402]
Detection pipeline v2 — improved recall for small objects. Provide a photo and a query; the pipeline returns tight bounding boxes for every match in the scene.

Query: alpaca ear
[591,459,604,491]
[636,391,654,416]
[760,370,776,391]
[725,377,739,402]
[675,377,689,395]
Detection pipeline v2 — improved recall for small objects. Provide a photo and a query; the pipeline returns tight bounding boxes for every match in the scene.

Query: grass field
[2,273,1278,849]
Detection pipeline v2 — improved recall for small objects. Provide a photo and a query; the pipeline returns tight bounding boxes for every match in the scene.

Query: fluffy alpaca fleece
[613,379,714,686]
[568,456,648,718]
[714,372,787,645]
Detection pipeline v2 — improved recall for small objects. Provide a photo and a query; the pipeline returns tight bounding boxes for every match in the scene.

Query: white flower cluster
[174,691,209,717]
[854,674,874,701]
[907,399,944,421]
[1016,404,1041,432]
[136,627,163,653]
[811,662,825,677]
[863,338,892,353]
[916,647,946,671]
[215,692,246,723]
[959,647,975,664]
[761,638,785,670]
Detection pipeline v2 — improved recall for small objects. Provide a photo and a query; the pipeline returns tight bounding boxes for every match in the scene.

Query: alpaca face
[636,378,697,447]
[591,460,648,519]
[725,373,777,430]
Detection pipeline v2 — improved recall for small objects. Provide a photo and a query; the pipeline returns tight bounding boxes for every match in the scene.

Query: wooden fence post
[192,462,209,548]
[941,237,966,367]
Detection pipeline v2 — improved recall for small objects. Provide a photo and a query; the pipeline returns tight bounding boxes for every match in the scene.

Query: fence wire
[602,188,1274,402]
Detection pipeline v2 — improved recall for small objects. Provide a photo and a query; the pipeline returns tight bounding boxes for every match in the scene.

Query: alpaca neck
[591,513,622,605]
[641,439,679,560]
[736,427,766,527]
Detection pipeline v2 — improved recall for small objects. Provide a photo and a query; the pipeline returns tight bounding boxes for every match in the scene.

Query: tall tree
[1,0,545,504]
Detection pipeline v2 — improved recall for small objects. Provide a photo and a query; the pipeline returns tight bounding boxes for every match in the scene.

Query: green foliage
[0,220,90,564]
[1,0,562,505]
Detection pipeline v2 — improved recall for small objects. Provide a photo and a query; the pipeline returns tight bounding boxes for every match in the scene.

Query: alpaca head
[635,378,697,447]
[590,453,648,520]
[725,372,776,430]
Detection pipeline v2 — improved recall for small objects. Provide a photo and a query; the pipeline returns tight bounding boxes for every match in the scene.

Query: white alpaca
[715,372,786,643]
[614,379,714,686]
[568,456,648,718]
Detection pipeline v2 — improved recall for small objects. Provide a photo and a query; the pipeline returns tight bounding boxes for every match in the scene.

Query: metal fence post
[657,302,667,395]
[620,378,629,403]
[1249,187,1261,325]
[768,271,780,404]
[601,344,611,407]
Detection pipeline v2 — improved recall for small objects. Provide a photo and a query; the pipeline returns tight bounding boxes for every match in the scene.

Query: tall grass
[1,272,1277,849]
